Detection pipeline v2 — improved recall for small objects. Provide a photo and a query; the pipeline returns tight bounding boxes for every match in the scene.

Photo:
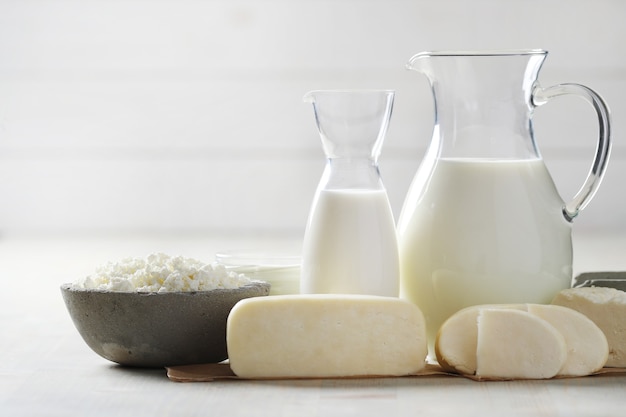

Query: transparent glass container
[300,90,399,296]
[215,251,301,296]
[397,50,612,354]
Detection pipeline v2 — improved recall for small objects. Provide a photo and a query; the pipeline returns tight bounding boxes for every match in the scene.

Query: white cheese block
[476,308,567,379]
[552,287,626,367]
[226,294,428,378]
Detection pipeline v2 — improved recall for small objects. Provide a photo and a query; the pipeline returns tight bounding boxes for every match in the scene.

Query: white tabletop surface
[1,232,625,417]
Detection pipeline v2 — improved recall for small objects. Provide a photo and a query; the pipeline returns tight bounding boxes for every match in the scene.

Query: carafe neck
[303,90,394,161]
[320,158,385,190]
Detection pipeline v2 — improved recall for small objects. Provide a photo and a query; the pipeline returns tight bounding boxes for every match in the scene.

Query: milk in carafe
[301,189,399,295]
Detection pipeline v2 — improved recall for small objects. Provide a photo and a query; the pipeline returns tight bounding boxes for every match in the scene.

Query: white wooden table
[1,233,625,417]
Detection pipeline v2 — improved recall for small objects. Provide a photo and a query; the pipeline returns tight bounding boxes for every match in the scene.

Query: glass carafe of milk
[397,50,612,353]
[300,90,399,296]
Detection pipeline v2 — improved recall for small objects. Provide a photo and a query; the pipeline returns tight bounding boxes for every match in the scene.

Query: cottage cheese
[73,253,253,293]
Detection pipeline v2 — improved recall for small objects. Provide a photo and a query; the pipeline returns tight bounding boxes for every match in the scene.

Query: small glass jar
[215,251,301,296]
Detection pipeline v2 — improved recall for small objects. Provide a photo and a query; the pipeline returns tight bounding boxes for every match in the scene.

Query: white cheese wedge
[226,294,428,378]
[435,304,525,374]
[552,287,626,367]
[475,308,566,379]
[526,303,608,375]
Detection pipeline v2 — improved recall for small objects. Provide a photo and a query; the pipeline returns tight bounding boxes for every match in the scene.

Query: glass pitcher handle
[533,83,612,221]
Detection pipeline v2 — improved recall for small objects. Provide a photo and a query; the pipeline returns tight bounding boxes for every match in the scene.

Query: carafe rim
[303,89,395,102]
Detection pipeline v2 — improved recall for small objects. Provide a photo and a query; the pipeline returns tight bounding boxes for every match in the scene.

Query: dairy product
[436,304,608,377]
[435,304,526,374]
[552,287,626,367]
[72,253,253,293]
[215,251,301,295]
[301,189,399,296]
[525,303,608,376]
[397,158,572,353]
[226,294,427,378]
[476,309,567,379]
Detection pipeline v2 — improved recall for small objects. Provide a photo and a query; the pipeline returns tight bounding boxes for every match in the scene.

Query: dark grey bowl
[60,281,270,367]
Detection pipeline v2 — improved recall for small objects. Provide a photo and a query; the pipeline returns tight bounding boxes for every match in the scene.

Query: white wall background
[0,0,624,237]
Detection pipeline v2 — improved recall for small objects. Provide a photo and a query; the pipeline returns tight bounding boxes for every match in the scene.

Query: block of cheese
[226,294,428,378]
[476,309,567,379]
[435,303,608,378]
[552,287,626,367]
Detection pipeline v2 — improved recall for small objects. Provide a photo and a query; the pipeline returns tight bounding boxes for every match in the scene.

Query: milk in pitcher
[398,158,573,349]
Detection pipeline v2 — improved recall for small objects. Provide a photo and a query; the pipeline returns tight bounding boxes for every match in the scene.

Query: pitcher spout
[406,51,433,72]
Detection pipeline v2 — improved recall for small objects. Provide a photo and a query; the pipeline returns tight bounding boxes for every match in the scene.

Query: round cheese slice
[475,308,566,380]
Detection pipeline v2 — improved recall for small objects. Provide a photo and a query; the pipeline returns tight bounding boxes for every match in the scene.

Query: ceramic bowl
[60,281,270,367]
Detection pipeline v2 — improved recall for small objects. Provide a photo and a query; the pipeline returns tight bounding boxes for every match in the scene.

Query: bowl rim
[60,280,270,295]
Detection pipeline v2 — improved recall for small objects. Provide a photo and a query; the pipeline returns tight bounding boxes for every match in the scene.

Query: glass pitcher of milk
[300,90,399,296]
[397,50,611,353]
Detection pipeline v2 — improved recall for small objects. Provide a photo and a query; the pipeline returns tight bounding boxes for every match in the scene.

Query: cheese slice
[525,303,608,375]
[552,287,626,367]
[435,304,526,374]
[226,294,428,378]
[436,303,607,378]
[476,308,567,379]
